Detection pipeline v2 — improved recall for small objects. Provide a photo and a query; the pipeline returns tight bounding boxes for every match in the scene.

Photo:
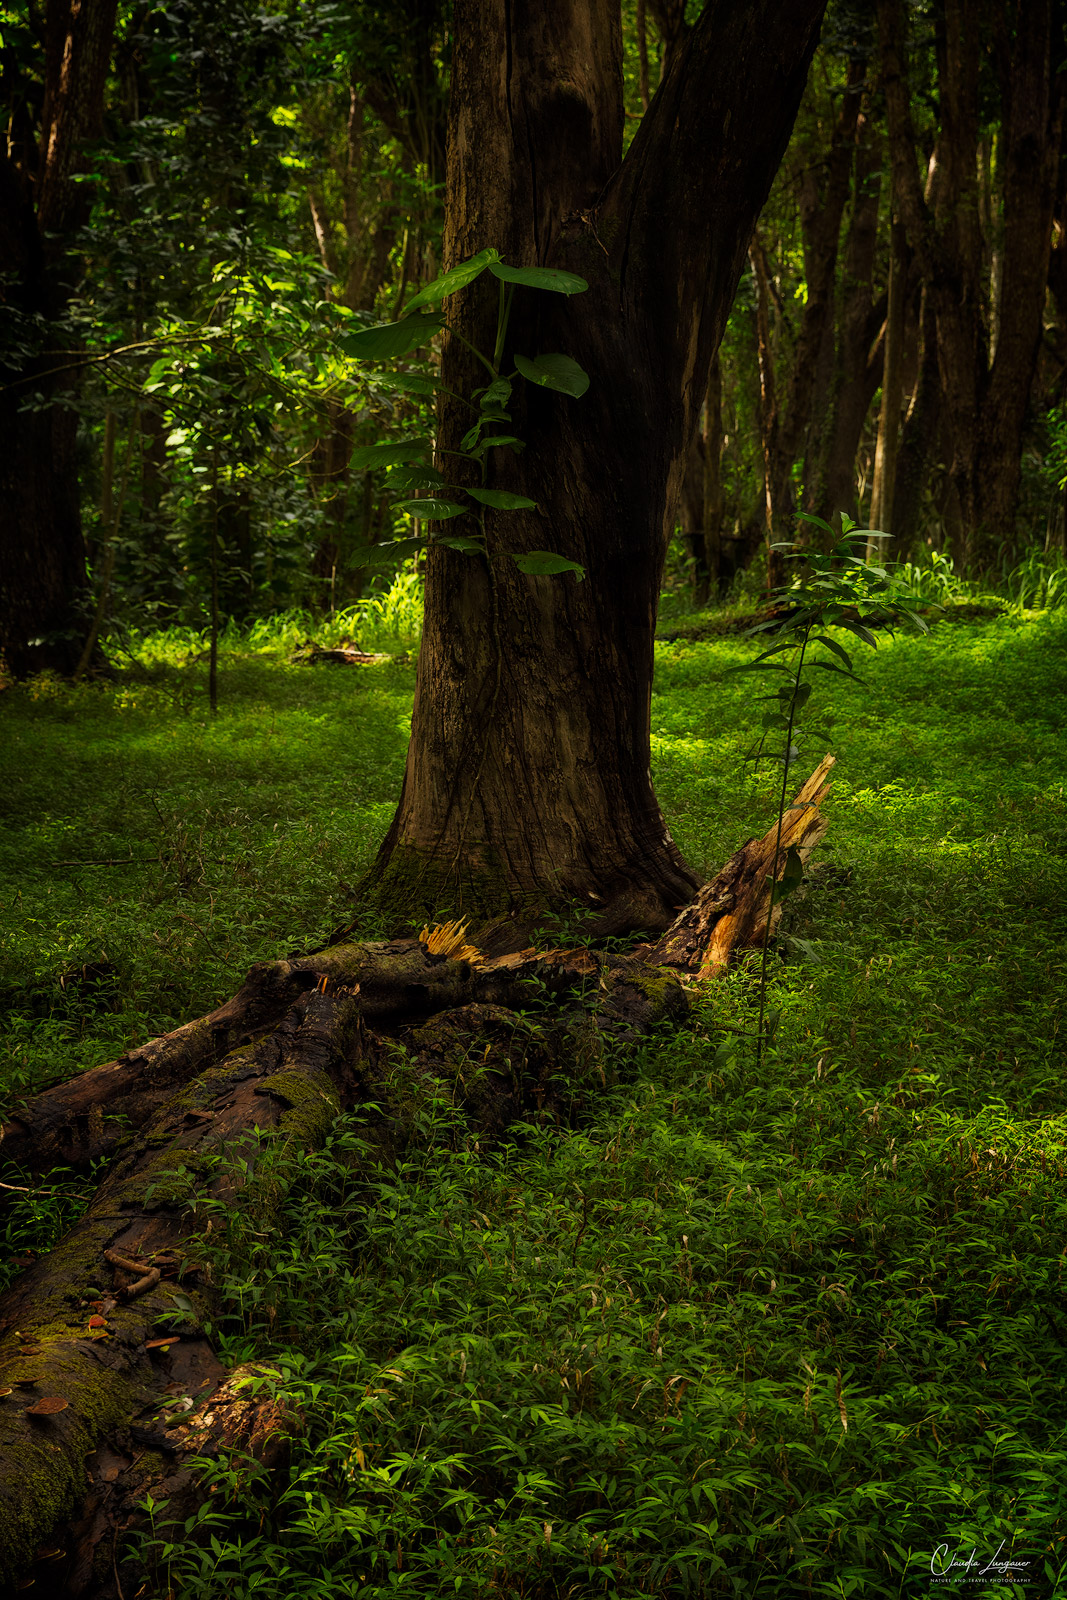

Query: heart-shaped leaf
[467,488,538,510]
[349,440,431,472]
[511,550,585,580]
[514,353,590,398]
[394,498,467,520]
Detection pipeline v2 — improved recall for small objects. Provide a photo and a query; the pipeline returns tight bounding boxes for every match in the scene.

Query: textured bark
[369,0,825,936]
[0,0,118,677]
[679,356,726,603]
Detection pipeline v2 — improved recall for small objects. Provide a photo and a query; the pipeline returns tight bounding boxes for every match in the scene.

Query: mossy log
[0,943,686,1595]
[0,760,832,1595]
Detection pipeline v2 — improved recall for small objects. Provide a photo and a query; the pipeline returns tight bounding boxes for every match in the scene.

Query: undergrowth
[1,601,1066,1596]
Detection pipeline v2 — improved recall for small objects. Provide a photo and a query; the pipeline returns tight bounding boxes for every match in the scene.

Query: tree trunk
[890,284,940,556]
[365,0,825,940]
[879,0,1062,570]
[807,105,884,527]
[869,216,907,550]
[0,0,118,678]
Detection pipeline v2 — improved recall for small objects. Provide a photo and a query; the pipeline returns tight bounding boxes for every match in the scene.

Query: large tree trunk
[0,0,118,678]
[366,0,825,938]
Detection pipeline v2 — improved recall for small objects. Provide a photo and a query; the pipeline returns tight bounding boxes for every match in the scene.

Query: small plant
[340,247,591,583]
[1001,549,1067,612]
[730,513,928,1063]
[896,547,970,607]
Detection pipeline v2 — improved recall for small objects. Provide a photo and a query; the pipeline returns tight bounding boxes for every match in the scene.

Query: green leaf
[488,262,589,295]
[811,634,854,671]
[394,497,467,520]
[836,617,879,649]
[469,434,526,456]
[350,440,431,471]
[340,313,443,360]
[724,661,794,676]
[796,511,835,537]
[511,550,586,580]
[770,845,805,902]
[434,535,485,553]
[404,247,501,311]
[514,352,590,398]
[808,660,867,686]
[477,376,513,411]
[389,466,448,493]
[383,372,441,396]
[349,537,425,568]
[467,488,538,510]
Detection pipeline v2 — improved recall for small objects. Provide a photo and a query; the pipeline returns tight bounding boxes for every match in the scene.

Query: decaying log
[650,754,835,975]
[0,937,687,1594]
[0,958,314,1174]
[0,760,834,1593]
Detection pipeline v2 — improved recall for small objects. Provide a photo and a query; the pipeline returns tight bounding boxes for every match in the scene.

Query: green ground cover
[1,604,1065,1597]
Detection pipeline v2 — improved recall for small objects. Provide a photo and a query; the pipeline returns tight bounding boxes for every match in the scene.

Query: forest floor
[1,606,1065,1598]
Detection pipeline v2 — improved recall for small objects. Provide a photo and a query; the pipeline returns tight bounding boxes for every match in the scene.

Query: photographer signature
[931,1540,1033,1580]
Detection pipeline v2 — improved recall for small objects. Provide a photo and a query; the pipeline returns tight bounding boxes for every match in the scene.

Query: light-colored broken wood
[651,754,835,976]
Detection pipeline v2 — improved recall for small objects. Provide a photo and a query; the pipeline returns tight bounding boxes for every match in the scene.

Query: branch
[603,0,825,430]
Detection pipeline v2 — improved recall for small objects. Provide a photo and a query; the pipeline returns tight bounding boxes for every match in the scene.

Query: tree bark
[679,356,726,604]
[367,0,825,939]
[0,0,118,678]
[888,284,940,556]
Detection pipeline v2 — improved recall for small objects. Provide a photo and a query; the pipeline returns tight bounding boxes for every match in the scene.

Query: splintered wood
[651,754,835,977]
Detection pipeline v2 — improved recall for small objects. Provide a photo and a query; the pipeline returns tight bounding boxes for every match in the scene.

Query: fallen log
[0,760,834,1594]
[0,943,686,1593]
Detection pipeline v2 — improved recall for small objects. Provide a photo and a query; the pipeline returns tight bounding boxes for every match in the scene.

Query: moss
[613,963,688,1021]
[254,1067,339,1150]
[0,1336,143,1584]
[361,841,521,934]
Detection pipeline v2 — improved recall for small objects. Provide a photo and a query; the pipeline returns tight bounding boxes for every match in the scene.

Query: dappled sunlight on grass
[1,608,1065,1595]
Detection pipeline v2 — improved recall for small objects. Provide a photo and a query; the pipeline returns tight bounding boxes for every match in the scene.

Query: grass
[1,598,1066,1597]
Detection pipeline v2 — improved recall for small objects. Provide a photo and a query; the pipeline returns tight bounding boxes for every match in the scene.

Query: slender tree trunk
[879,0,1062,570]
[890,284,940,555]
[0,0,118,677]
[750,233,787,586]
[869,216,907,550]
[365,0,824,941]
[808,109,884,526]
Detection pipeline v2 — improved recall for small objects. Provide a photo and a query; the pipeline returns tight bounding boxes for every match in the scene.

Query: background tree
[0,0,117,676]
